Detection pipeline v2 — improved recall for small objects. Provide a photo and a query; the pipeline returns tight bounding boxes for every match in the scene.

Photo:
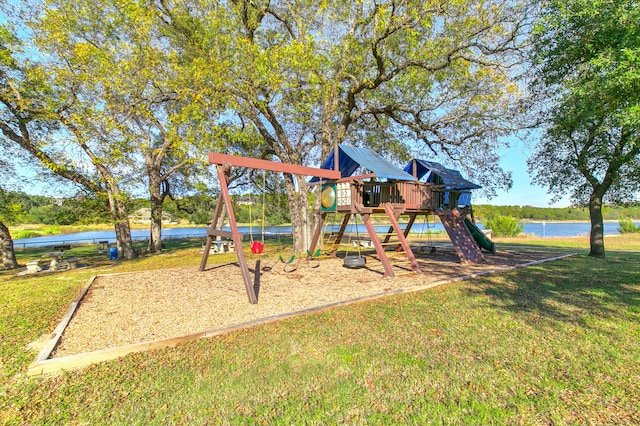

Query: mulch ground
[52,247,564,357]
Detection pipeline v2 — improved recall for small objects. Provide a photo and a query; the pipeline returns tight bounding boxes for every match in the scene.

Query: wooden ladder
[439,210,484,264]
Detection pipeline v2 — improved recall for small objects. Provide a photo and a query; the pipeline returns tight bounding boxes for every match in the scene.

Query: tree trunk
[114,214,134,260]
[286,174,313,254]
[0,221,18,269]
[106,187,135,260]
[588,194,605,258]
[149,205,163,253]
[148,176,163,254]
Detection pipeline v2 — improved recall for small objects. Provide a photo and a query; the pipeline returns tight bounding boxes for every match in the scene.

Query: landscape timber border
[27,253,576,376]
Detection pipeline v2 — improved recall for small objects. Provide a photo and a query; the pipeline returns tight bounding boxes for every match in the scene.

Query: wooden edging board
[27,252,577,376]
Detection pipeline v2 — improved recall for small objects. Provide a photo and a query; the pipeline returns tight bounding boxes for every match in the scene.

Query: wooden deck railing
[341,181,435,211]
[334,179,464,213]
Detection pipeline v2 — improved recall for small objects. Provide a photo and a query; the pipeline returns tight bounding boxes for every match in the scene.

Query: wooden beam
[334,214,351,256]
[338,173,376,183]
[308,212,326,256]
[384,203,421,273]
[362,213,394,278]
[217,165,258,304]
[206,229,241,240]
[199,196,225,271]
[208,153,341,179]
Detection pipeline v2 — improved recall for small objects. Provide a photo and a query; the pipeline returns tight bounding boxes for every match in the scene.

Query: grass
[1,235,639,424]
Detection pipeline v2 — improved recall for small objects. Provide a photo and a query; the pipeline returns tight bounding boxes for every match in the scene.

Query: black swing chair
[417,215,437,254]
[343,214,366,269]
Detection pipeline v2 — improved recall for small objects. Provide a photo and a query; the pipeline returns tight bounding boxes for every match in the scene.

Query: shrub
[484,215,523,237]
[618,216,640,233]
[12,230,43,239]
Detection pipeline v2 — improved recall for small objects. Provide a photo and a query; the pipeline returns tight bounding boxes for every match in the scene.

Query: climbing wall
[439,211,484,264]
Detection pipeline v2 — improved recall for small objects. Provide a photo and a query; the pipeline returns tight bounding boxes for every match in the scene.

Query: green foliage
[11,230,43,239]
[0,189,26,224]
[226,193,291,226]
[618,217,640,234]
[528,0,640,206]
[474,204,640,222]
[4,191,111,226]
[529,0,640,257]
[484,215,523,237]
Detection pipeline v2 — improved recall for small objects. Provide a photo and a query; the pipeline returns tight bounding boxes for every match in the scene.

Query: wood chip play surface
[52,248,564,358]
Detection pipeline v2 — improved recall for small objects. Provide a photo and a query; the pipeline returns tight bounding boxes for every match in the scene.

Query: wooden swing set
[198,152,340,304]
[200,145,495,304]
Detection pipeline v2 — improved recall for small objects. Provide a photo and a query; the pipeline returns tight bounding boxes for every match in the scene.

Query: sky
[472,140,571,208]
[13,140,572,207]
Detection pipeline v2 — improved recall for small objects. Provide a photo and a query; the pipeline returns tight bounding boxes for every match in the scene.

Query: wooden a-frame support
[308,203,421,278]
[200,153,340,304]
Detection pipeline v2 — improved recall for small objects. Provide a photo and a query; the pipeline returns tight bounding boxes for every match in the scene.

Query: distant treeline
[472,204,640,222]
[0,191,291,227]
[3,191,639,227]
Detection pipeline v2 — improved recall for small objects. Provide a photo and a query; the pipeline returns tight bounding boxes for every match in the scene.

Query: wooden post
[384,203,421,273]
[199,195,225,271]
[391,212,418,252]
[308,212,327,257]
[333,214,351,257]
[361,213,394,278]
[217,165,258,304]
[403,213,418,238]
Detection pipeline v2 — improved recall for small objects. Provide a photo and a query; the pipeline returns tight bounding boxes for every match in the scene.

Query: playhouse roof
[311,144,414,182]
[404,159,481,190]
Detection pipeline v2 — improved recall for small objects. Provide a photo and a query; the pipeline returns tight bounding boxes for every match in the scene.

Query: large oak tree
[160,0,529,253]
[528,0,640,257]
[34,0,224,253]
[0,15,139,259]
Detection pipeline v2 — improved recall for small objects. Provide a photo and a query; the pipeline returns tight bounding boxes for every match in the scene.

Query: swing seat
[279,254,296,264]
[307,248,322,258]
[417,245,437,254]
[343,255,366,268]
[250,241,264,254]
[306,249,322,268]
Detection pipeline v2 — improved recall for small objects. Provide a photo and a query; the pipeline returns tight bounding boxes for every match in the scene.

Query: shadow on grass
[464,253,640,328]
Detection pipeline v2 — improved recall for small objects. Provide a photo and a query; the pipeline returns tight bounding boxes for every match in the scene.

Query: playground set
[199,144,495,304]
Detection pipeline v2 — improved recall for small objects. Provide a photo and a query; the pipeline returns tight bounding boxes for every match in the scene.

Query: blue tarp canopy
[404,159,481,190]
[310,144,414,182]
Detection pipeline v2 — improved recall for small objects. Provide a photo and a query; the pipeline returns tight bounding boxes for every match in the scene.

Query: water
[12,221,638,249]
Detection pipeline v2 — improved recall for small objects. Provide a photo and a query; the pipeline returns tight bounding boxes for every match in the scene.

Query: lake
[12,220,638,249]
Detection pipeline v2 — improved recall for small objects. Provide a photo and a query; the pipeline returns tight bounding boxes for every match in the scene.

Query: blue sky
[473,141,571,208]
[9,125,569,207]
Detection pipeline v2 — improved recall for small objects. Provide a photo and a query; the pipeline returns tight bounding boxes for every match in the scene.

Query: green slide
[464,218,496,254]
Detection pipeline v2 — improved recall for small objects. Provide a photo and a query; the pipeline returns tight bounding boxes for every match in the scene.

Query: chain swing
[343,214,366,268]
[418,214,437,254]
[250,170,266,254]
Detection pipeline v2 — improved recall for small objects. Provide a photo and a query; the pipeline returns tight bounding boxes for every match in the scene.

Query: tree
[0,11,140,259]
[34,0,228,254]
[528,0,640,257]
[160,0,528,253]
[0,185,21,269]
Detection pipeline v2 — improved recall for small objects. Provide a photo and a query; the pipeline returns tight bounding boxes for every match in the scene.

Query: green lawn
[1,236,639,424]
